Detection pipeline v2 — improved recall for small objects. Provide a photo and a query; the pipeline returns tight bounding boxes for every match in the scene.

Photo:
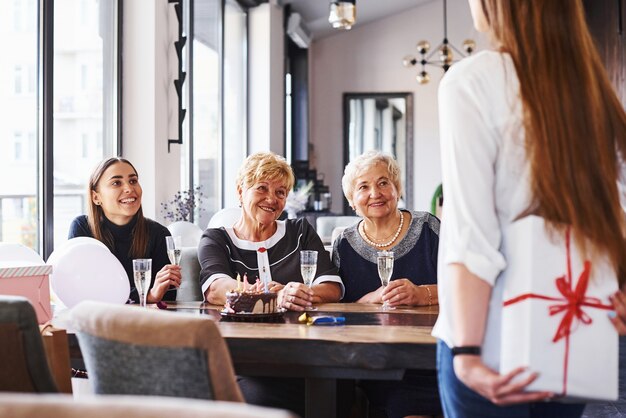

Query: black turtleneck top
[68,214,176,303]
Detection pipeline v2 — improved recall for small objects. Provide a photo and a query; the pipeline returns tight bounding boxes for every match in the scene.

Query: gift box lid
[0,263,53,278]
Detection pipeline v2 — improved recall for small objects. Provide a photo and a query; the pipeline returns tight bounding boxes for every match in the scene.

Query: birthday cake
[224,290,278,314]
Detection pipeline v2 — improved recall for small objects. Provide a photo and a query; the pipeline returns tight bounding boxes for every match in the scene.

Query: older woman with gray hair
[333,150,439,307]
[332,150,441,418]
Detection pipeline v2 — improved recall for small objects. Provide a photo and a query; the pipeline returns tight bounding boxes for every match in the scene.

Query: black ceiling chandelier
[402,0,475,84]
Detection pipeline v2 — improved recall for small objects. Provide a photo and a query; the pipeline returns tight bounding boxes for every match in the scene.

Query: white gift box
[499,216,618,401]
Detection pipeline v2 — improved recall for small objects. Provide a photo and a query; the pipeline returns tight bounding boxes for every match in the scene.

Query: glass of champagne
[132,258,152,307]
[377,251,395,311]
[166,235,182,265]
[300,250,318,311]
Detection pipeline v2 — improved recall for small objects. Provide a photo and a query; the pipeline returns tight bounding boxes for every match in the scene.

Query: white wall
[123,0,181,222]
[309,0,488,213]
[248,2,285,156]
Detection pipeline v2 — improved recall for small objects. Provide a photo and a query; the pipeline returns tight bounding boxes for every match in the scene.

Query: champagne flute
[377,251,395,311]
[300,250,318,311]
[132,258,152,307]
[166,236,182,265]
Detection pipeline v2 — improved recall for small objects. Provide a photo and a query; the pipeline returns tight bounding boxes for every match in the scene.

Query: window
[14,132,23,160]
[185,0,248,225]
[27,132,35,160]
[80,64,88,90]
[223,0,248,208]
[53,0,120,251]
[81,133,89,158]
[1,2,38,250]
[0,0,120,256]
[187,0,221,228]
[14,65,23,94]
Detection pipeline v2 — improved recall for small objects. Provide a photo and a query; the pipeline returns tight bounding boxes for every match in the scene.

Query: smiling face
[91,162,142,225]
[238,178,288,228]
[351,163,399,220]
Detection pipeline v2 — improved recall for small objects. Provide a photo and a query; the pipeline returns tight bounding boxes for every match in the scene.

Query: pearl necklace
[360,211,404,248]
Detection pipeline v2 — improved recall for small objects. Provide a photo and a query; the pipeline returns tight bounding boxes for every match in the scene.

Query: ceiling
[284,0,433,40]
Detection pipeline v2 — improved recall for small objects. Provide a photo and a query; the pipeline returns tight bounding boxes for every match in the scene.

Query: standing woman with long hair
[69,157,181,304]
[433,0,626,417]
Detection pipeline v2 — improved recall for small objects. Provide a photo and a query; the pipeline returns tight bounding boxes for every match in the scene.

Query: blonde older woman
[332,150,441,418]
[198,152,343,415]
[199,151,343,309]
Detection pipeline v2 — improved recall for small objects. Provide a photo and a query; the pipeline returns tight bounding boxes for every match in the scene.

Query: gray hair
[341,150,403,208]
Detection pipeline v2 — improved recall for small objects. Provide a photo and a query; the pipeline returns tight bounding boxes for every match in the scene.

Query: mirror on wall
[343,92,414,214]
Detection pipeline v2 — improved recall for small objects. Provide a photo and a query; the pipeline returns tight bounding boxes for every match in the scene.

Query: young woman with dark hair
[68,157,181,303]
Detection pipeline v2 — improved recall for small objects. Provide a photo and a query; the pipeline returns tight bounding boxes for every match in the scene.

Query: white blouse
[432,50,626,370]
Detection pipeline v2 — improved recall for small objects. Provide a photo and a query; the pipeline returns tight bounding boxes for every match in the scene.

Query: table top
[163,302,439,374]
[167,302,438,344]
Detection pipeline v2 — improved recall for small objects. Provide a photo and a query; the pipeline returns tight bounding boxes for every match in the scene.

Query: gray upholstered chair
[0,295,58,393]
[70,301,243,402]
[0,393,296,418]
[176,246,203,302]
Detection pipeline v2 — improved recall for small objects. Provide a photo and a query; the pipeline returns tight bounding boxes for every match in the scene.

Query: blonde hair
[236,152,295,191]
[342,150,403,207]
[481,0,626,283]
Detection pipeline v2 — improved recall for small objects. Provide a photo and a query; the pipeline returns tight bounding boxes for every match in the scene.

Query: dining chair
[176,246,203,302]
[70,301,243,402]
[0,295,58,393]
[0,393,296,418]
[207,207,242,229]
[316,216,361,244]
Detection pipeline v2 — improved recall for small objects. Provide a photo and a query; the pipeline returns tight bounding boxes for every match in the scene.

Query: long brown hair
[481,0,626,283]
[87,157,149,258]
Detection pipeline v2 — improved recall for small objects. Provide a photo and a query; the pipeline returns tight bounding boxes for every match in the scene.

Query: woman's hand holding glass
[146,236,182,303]
[382,279,436,307]
[147,264,181,303]
[278,281,314,311]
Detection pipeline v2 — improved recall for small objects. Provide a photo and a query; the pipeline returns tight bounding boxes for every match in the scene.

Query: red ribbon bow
[502,228,612,395]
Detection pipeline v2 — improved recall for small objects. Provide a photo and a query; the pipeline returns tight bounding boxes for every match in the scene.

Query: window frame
[38,0,123,259]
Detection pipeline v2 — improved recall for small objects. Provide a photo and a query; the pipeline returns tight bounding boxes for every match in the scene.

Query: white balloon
[49,243,130,308]
[0,243,45,266]
[167,221,203,247]
[64,237,108,250]
[47,237,108,267]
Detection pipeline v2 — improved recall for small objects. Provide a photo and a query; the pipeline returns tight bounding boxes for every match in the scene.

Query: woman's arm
[198,230,238,304]
[204,276,238,305]
[382,280,437,307]
[311,282,341,303]
[147,225,180,302]
[450,263,552,405]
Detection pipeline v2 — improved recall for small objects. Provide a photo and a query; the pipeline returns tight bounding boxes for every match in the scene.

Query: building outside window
[0,0,120,254]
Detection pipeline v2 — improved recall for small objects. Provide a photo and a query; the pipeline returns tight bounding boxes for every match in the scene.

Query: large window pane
[190,0,221,228]
[53,0,118,249]
[223,0,247,208]
[0,0,38,250]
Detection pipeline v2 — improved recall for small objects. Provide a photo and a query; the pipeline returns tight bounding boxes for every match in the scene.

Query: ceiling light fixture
[402,0,475,84]
[329,0,356,30]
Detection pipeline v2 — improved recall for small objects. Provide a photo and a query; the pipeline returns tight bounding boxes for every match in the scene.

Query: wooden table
[168,302,438,418]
